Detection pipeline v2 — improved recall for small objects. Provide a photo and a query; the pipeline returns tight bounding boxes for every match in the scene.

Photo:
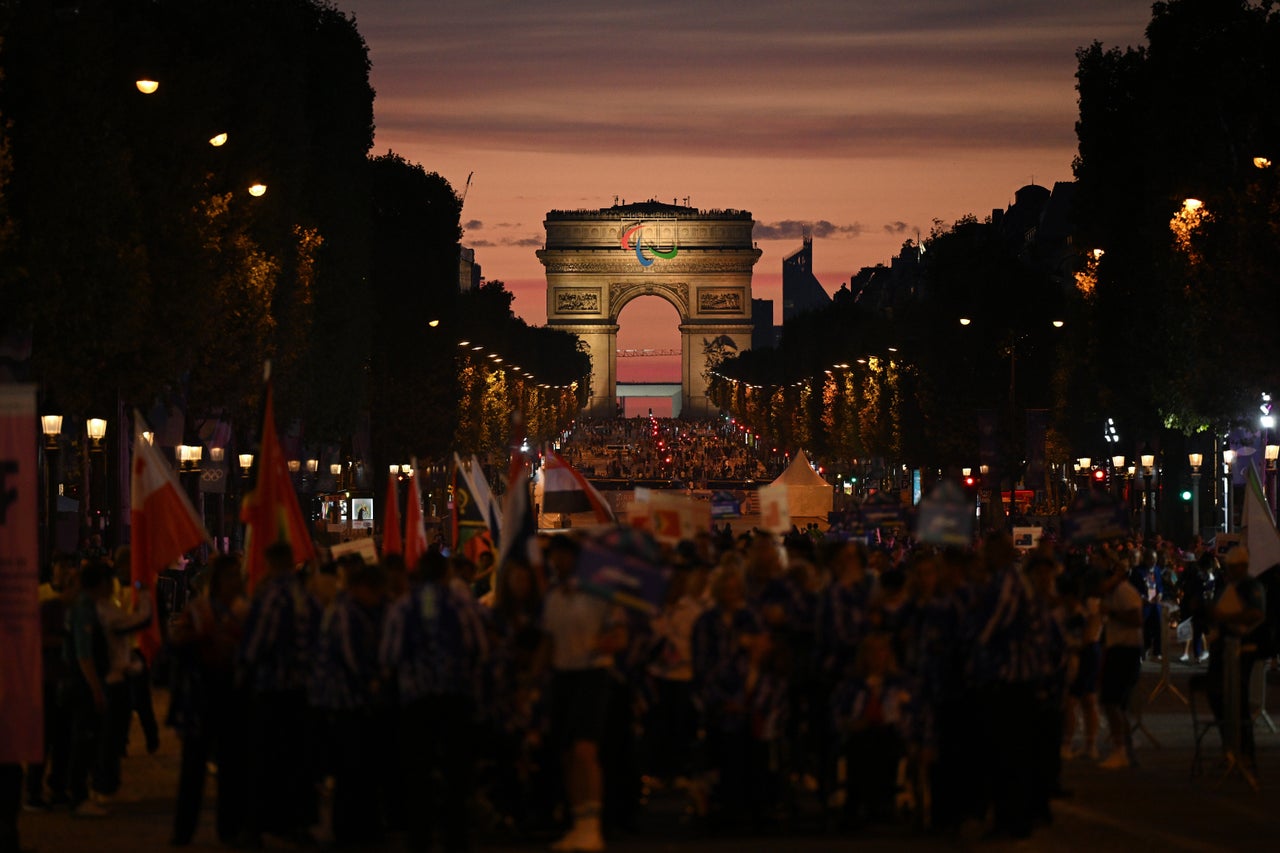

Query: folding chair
[1188,673,1218,777]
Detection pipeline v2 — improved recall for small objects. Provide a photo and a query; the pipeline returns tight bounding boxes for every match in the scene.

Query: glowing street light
[248,183,267,197]
[135,79,159,94]
[209,133,228,147]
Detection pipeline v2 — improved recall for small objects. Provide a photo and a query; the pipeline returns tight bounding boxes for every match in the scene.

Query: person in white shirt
[1097,553,1143,769]
[540,536,626,853]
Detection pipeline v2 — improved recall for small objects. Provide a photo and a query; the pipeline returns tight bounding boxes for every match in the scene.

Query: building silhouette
[781,236,831,322]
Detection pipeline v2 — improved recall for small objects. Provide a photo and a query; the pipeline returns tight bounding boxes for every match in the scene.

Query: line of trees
[0,0,588,480]
[710,0,1280,524]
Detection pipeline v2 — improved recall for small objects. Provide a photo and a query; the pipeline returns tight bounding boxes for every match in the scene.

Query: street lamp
[135,79,159,94]
[248,183,267,197]
[1140,454,1156,538]
[39,414,63,566]
[1223,448,1237,532]
[86,417,108,446]
[1112,454,1126,503]
[239,453,254,473]
[41,414,63,448]
[1267,445,1280,522]
[1189,453,1203,541]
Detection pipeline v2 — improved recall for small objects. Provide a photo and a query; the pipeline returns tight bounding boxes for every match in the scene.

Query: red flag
[403,461,428,570]
[240,382,315,590]
[382,470,403,558]
[130,412,208,658]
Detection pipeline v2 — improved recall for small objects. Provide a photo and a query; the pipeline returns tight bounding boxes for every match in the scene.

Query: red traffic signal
[1092,468,1107,482]
[963,475,976,487]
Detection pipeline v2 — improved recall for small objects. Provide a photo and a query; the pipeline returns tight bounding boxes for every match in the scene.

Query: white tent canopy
[768,449,834,518]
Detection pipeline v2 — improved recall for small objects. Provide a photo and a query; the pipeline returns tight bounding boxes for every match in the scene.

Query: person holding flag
[235,369,320,847]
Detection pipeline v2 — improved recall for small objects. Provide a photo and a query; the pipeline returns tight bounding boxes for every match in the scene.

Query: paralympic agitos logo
[620,223,679,267]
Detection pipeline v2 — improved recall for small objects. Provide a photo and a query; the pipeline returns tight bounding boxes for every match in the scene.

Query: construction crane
[460,171,473,208]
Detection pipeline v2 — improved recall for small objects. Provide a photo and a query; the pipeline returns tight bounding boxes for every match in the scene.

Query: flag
[130,411,209,657]
[495,412,536,572]
[454,452,500,543]
[542,450,615,524]
[382,470,402,559]
[1242,463,1280,576]
[240,379,315,590]
[450,460,494,561]
[403,459,428,570]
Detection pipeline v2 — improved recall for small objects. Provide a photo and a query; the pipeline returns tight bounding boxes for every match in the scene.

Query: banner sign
[915,480,973,546]
[1062,487,1129,544]
[0,385,43,762]
[711,490,742,519]
[648,491,709,543]
[577,538,671,615]
[860,491,907,528]
[757,483,791,534]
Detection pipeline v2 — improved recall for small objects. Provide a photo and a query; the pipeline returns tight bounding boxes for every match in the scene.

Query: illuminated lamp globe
[135,79,159,94]
[209,133,228,147]
[248,183,267,197]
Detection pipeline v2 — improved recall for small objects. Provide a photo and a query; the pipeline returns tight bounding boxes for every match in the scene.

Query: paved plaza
[17,660,1280,852]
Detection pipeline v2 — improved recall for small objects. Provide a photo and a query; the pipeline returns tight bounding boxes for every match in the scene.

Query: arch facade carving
[539,201,760,417]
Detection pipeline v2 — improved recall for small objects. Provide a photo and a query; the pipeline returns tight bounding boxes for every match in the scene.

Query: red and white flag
[131,411,209,656]
[542,450,615,523]
[403,459,428,570]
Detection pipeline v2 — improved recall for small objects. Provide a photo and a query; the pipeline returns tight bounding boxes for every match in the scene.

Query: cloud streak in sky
[753,220,866,240]
[350,0,1152,163]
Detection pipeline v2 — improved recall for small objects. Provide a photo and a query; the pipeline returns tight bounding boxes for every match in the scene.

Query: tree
[1,0,375,434]
[367,152,462,465]
[1072,0,1280,434]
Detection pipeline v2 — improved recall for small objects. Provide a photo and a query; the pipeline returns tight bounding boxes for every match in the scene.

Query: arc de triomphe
[539,201,760,417]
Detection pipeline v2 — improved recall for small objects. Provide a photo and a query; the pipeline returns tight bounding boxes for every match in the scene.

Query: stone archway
[539,200,760,417]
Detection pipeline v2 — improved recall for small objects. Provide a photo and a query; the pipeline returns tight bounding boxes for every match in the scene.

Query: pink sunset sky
[340,0,1153,382]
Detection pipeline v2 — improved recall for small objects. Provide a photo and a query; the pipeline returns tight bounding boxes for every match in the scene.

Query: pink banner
[0,385,42,763]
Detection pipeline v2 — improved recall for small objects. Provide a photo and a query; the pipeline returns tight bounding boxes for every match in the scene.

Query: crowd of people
[564,418,775,484]
[17,517,1273,852]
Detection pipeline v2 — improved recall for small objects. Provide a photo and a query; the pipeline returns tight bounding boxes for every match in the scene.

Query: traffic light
[1092,468,1107,486]
[963,475,976,487]
[1180,489,1193,501]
